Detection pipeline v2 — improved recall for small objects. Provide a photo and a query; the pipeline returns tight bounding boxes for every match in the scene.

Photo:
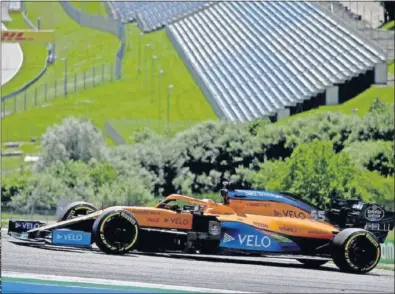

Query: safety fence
[1,63,116,117]
[59,1,126,79]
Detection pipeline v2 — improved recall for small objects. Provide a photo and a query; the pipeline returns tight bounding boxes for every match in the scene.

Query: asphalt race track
[2,232,394,293]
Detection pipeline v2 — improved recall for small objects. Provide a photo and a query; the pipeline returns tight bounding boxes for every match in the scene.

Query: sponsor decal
[52,230,91,247]
[242,190,280,198]
[238,234,272,248]
[282,210,306,219]
[223,233,235,243]
[366,233,379,248]
[219,221,301,253]
[273,210,282,217]
[279,226,297,233]
[15,221,42,230]
[120,212,137,225]
[164,218,189,225]
[1,30,54,43]
[147,217,159,223]
[133,210,160,215]
[253,222,268,229]
[247,202,271,207]
[67,207,95,219]
[352,203,364,210]
[364,205,384,222]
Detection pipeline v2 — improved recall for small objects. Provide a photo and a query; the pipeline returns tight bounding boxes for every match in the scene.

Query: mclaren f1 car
[7,182,395,274]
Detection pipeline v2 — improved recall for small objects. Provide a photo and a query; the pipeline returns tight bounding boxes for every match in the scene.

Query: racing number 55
[311,210,325,221]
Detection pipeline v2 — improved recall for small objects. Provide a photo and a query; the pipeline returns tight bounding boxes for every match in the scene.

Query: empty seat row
[167,1,385,122]
[110,0,208,31]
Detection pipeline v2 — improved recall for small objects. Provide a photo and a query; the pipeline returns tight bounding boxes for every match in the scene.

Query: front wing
[7,220,93,247]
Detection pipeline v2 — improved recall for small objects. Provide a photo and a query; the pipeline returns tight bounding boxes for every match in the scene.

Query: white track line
[2,271,255,293]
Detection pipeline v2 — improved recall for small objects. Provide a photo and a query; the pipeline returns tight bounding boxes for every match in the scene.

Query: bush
[343,140,394,177]
[36,117,108,171]
[348,99,394,143]
[244,140,373,207]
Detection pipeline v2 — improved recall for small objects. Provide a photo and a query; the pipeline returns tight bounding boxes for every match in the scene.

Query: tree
[36,117,108,171]
[247,140,364,207]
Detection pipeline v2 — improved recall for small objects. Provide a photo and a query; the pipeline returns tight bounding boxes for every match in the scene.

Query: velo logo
[52,230,91,247]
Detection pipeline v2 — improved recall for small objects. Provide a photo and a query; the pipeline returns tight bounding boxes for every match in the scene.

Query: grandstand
[110,1,211,32]
[108,1,389,123]
[166,1,388,122]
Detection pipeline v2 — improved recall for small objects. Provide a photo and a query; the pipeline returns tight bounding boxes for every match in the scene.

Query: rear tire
[92,209,139,254]
[297,259,328,268]
[331,228,381,274]
[57,201,98,222]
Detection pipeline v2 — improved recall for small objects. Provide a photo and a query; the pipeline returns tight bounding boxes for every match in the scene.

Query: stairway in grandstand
[107,1,389,122]
[318,1,394,61]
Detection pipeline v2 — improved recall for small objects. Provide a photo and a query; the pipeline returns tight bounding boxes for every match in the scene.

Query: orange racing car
[8,182,395,274]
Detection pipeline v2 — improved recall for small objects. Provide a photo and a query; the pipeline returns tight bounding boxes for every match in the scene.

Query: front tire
[57,201,98,222]
[331,228,381,274]
[92,209,139,254]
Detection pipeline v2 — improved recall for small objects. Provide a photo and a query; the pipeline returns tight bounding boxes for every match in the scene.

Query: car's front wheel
[92,209,140,254]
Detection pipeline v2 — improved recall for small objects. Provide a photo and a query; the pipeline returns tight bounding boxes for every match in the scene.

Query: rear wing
[328,199,395,242]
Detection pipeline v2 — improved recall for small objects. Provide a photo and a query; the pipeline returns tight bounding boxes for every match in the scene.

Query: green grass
[278,85,395,124]
[381,20,395,30]
[1,156,27,170]
[1,212,56,227]
[71,1,109,16]
[1,13,47,96]
[1,24,217,143]
[388,61,394,75]
[23,1,119,84]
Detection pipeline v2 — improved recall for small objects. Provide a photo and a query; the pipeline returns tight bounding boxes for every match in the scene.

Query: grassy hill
[1,13,47,96]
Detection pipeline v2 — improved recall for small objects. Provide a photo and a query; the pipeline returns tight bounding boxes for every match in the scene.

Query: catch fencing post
[35,88,38,106]
[93,66,96,87]
[74,73,77,93]
[84,71,86,89]
[24,91,27,110]
[102,64,105,82]
[14,95,17,113]
[55,80,57,98]
[45,83,48,102]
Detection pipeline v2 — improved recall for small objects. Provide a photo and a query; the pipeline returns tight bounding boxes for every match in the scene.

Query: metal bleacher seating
[110,1,209,32]
[166,1,387,122]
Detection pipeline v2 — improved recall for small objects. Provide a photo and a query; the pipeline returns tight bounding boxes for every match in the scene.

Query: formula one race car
[8,201,222,255]
[8,182,395,274]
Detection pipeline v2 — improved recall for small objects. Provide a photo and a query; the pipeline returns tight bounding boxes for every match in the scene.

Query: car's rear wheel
[297,259,328,268]
[331,228,381,274]
[92,209,139,254]
[57,201,98,222]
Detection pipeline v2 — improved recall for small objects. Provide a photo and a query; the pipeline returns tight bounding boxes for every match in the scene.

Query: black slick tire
[331,228,381,274]
[57,201,98,222]
[92,209,139,254]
